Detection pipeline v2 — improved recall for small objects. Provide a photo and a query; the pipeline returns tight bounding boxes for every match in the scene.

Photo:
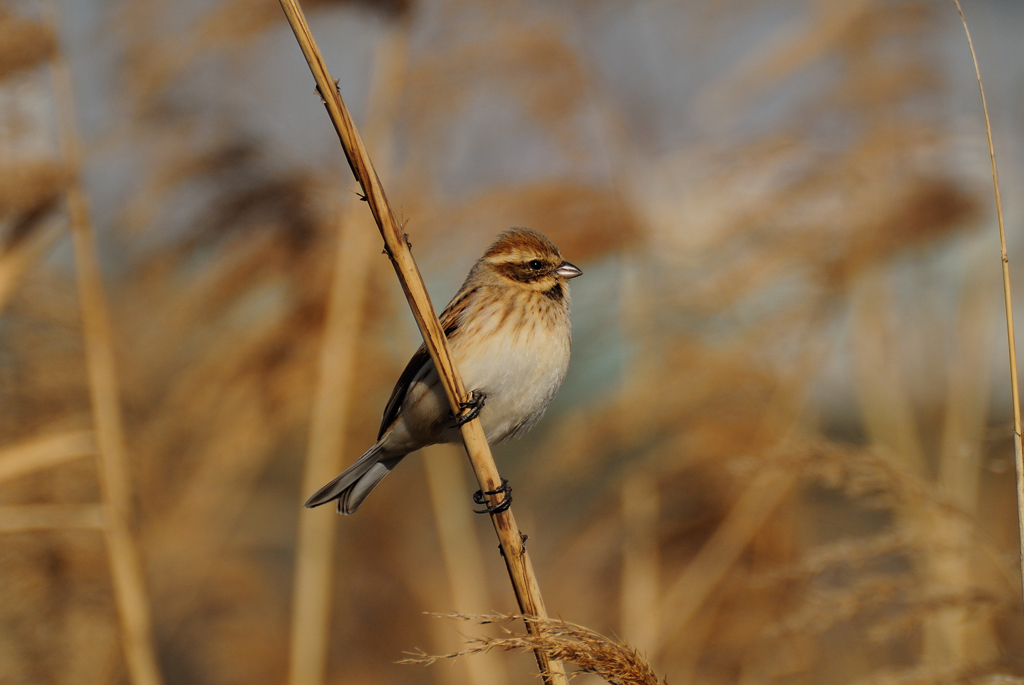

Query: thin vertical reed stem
[287,203,377,685]
[275,2,566,683]
[287,29,408,685]
[620,473,660,658]
[44,5,163,684]
[927,253,1000,664]
[851,270,927,475]
[952,0,1024,619]
[423,445,510,685]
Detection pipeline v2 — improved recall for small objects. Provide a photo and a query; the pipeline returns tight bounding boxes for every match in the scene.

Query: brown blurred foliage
[1,0,1022,684]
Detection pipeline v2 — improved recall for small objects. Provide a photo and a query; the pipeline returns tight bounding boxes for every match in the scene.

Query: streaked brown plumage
[305,227,582,514]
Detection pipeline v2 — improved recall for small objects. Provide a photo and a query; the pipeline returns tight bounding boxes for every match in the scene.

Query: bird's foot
[315,77,341,104]
[453,390,486,427]
[473,478,512,514]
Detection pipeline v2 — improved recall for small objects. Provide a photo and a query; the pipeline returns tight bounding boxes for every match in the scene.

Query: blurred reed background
[2,0,1024,683]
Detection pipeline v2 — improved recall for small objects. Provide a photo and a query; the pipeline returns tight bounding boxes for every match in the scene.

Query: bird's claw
[314,77,341,104]
[454,390,486,427]
[473,478,512,514]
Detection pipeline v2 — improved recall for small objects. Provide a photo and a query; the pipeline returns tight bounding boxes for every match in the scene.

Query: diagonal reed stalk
[952,0,1024,619]
[45,3,164,683]
[275,2,567,683]
[0,430,96,484]
[656,306,838,653]
[0,503,106,532]
[0,210,64,314]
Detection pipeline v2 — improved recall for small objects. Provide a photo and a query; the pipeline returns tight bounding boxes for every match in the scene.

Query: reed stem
[952,0,1024,619]
[287,27,408,685]
[46,4,164,682]
[423,445,510,685]
[276,2,567,682]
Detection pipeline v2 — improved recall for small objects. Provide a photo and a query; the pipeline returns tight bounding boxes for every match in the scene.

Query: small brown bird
[305,227,582,514]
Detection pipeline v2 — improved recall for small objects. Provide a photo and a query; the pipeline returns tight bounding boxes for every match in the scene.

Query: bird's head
[478,228,582,298]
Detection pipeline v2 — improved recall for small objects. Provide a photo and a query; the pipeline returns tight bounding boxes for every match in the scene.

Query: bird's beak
[555,261,583,279]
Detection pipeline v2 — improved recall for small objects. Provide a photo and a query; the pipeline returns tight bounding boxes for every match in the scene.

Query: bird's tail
[303,443,404,514]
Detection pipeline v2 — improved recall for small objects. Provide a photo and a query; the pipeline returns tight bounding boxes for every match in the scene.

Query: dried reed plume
[402,614,666,685]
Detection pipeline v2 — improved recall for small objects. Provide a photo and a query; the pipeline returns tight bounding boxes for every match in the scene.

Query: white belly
[454,319,570,443]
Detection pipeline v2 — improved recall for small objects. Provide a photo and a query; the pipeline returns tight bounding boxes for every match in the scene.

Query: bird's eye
[528,259,544,270]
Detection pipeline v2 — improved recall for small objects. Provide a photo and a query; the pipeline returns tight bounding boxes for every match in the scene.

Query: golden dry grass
[403,614,666,685]
[1,0,1023,684]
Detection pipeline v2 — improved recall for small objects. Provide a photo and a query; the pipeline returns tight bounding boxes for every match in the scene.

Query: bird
[304,227,582,514]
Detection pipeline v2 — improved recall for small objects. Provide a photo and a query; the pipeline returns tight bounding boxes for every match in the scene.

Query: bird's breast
[451,294,571,443]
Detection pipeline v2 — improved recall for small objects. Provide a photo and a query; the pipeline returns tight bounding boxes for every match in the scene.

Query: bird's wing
[376,287,478,440]
[377,346,429,440]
